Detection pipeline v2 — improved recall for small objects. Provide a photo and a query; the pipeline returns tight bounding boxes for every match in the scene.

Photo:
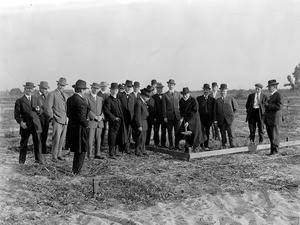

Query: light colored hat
[57,77,68,86]
[23,82,35,89]
[38,81,50,89]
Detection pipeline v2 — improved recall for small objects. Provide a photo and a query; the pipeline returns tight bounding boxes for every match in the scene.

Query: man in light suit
[162,79,181,149]
[264,79,283,156]
[85,82,105,159]
[214,84,238,149]
[97,81,109,147]
[14,82,43,164]
[245,83,268,144]
[45,77,68,162]
[34,81,51,154]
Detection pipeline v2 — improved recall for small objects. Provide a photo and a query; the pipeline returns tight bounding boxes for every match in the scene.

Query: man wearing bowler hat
[97,81,109,148]
[162,79,181,149]
[34,81,51,154]
[245,83,268,144]
[85,82,105,160]
[214,84,238,149]
[14,82,43,164]
[132,87,151,156]
[66,80,89,175]
[264,79,283,156]
[45,77,68,162]
[103,83,128,159]
[197,84,215,150]
[133,81,141,100]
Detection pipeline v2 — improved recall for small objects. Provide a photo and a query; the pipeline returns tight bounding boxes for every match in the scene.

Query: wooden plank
[146,146,190,161]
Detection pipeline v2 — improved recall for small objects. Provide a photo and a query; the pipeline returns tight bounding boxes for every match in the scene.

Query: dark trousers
[132,129,147,154]
[201,124,211,148]
[108,120,122,147]
[266,124,280,154]
[212,123,220,140]
[219,121,235,147]
[120,123,132,152]
[19,130,43,164]
[145,120,154,146]
[72,152,86,174]
[248,109,264,142]
[153,121,167,147]
[101,120,108,147]
[40,114,50,153]
[166,119,180,147]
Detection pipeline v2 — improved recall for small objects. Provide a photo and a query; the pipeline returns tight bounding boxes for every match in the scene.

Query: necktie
[60,91,65,100]
[257,94,260,105]
[28,96,31,102]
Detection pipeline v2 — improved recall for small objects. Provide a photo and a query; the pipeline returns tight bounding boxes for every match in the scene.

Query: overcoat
[118,91,135,124]
[264,92,283,126]
[66,94,89,153]
[245,92,267,122]
[196,95,215,127]
[162,91,181,120]
[147,96,155,124]
[132,97,149,130]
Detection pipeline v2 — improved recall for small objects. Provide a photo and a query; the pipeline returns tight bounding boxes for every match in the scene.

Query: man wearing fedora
[118,83,125,93]
[103,83,128,159]
[45,77,68,162]
[264,79,283,156]
[145,85,156,146]
[85,82,105,160]
[214,84,238,149]
[97,81,109,148]
[34,81,51,154]
[245,83,268,144]
[66,80,89,175]
[151,79,157,95]
[197,84,215,150]
[179,87,205,152]
[14,82,43,164]
[162,79,181,150]
[118,80,135,153]
[152,82,167,147]
[209,82,221,141]
[133,81,141,100]
[132,87,151,156]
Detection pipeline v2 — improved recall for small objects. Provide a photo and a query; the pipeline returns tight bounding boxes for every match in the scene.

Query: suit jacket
[152,93,164,122]
[33,91,50,120]
[85,93,104,128]
[97,91,109,101]
[197,95,215,127]
[44,89,68,124]
[162,91,181,120]
[264,91,283,126]
[133,97,149,130]
[132,92,141,102]
[214,96,238,125]
[118,91,135,124]
[66,94,89,153]
[209,91,220,99]
[147,96,156,123]
[14,95,42,134]
[245,92,267,122]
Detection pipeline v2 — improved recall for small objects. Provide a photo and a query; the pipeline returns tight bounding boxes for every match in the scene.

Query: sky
[0,0,300,91]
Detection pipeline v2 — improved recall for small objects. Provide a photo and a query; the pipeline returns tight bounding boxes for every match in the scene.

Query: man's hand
[164,118,168,123]
[20,121,28,129]
[184,122,189,128]
[115,117,120,122]
[138,127,143,132]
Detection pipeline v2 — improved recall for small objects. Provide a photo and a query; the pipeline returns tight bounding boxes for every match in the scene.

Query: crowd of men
[14,77,283,175]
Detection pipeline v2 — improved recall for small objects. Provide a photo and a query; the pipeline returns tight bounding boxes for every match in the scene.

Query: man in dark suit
[14,82,43,164]
[162,79,181,149]
[66,80,89,175]
[85,82,105,159]
[103,83,128,159]
[197,84,215,150]
[214,84,238,149]
[152,82,167,147]
[34,81,51,154]
[145,85,155,146]
[97,81,109,147]
[132,88,150,156]
[118,80,135,153]
[133,81,141,100]
[264,79,283,156]
[245,83,268,144]
[209,82,221,141]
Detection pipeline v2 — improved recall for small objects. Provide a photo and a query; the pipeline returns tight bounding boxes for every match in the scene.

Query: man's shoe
[95,155,105,159]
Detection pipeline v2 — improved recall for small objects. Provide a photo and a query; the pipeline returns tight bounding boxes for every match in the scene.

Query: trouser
[51,121,67,159]
[248,109,264,142]
[40,114,50,153]
[201,124,211,148]
[219,121,235,147]
[166,119,180,147]
[266,124,280,154]
[72,152,86,174]
[101,120,108,147]
[119,123,132,153]
[132,129,147,155]
[87,127,103,158]
[153,121,167,147]
[145,120,154,146]
[212,122,220,140]
[19,130,43,164]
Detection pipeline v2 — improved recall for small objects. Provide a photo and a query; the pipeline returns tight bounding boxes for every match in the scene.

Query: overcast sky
[1,0,300,91]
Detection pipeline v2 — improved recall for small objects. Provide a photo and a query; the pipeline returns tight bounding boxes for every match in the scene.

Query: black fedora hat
[124,80,133,87]
[219,83,228,90]
[23,82,35,89]
[110,82,119,90]
[151,79,157,86]
[181,87,190,95]
[72,80,88,89]
[118,83,125,89]
[202,83,211,90]
[266,79,279,87]
[146,85,154,92]
[133,81,140,88]
[141,87,151,97]
[212,82,218,88]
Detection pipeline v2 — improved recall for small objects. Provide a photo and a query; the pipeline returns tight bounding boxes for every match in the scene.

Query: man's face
[110,89,118,95]
[268,85,276,93]
[39,87,48,96]
[125,86,133,93]
[57,84,65,91]
[24,87,34,96]
[91,87,98,94]
[212,86,218,92]
[255,87,262,94]
[203,88,210,95]
[142,95,150,102]
[100,86,107,92]
[183,93,190,101]
[156,87,163,94]
[168,83,175,90]
[220,89,227,97]
[134,87,140,92]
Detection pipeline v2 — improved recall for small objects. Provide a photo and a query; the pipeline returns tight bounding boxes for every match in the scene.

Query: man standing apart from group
[66,80,89,175]
[214,84,238,149]
[245,83,267,144]
[264,79,283,156]
[162,79,181,150]
[45,77,68,162]
[85,82,105,159]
